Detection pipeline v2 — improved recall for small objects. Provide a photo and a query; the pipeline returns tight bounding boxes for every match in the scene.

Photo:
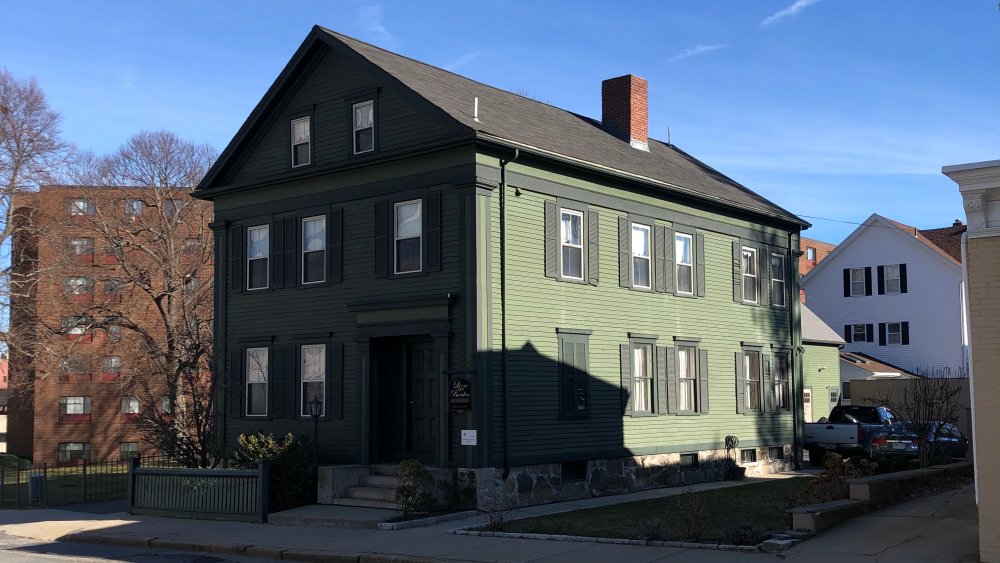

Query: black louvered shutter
[735,352,746,414]
[878,323,887,346]
[733,241,743,302]
[663,227,676,295]
[269,347,283,416]
[561,340,577,416]
[843,268,851,297]
[664,346,677,414]
[330,208,343,283]
[900,264,908,293]
[698,349,710,414]
[759,246,770,307]
[619,218,631,288]
[844,325,853,343]
[270,219,284,289]
[901,322,910,345]
[544,201,558,279]
[654,226,666,293]
[587,210,600,286]
[657,346,670,414]
[864,266,873,296]
[229,350,243,418]
[283,345,297,418]
[866,324,875,342]
[374,201,388,277]
[425,191,442,272]
[763,355,774,413]
[696,233,706,297]
[620,344,632,415]
[229,226,244,293]
[283,218,297,288]
[877,265,885,295]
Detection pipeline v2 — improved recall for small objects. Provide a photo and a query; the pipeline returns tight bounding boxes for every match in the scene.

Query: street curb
[448,527,764,552]
[376,510,480,530]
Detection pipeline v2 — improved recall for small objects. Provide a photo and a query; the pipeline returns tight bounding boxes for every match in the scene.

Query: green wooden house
[194,26,810,507]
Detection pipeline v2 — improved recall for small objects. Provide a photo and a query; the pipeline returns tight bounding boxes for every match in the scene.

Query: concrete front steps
[328,464,401,510]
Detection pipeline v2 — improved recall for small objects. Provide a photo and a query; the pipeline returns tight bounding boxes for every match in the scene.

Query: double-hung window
[102,356,121,380]
[850,267,866,296]
[675,233,694,295]
[302,216,326,284]
[741,247,758,303]
[353,100,374,154]
[560,209,584,280]
[58,443,90,462]
[59,396,92,422]
[394,200,422,273]
[887,322,902,345]
[852,324,868,342]
[247,225,269,290]
[631,223,651,289]
[120,442,139,459]
[65,277,93,301]
[301,344,326,417]
[677,345,697,412]
[770,253,787,307]
[246,347,268,416]
[291,116,311,167]
[70,237,95,262]
[773,351,790,410]
[806,246,816,264]
[62,315,92,338]
[743,349,762,412]
[121,396,140,415]
[884,264,901,294]
[125,199,143,219]
[631,342,654,414]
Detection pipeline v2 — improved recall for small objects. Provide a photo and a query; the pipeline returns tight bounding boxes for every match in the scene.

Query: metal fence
[0,453,183,509]
[128,460,269,523]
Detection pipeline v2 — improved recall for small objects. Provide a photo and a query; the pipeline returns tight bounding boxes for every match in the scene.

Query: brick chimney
[602,74,649,151]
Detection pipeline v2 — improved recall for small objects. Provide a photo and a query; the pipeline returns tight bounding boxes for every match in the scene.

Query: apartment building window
[120,442,139,460]
[104,278,123,303]
[770,253,787,307]
[394,200,422,274]
[107,317,123,342]
[246,347,269,416]
[302,216,326,284]
[353,100,375,154]
[738,348,763,413]
[675,233,694,295]
[163,199,183,220]
[69,237,95,263]
[247,225,269,290]
[59,396,92,422]
[64,277,94,302]
[125,199,143,219]
[58,357,91,382]
[62,315,92,340]
[806,246,817,264]
[773,351,791,411]
[558,330,590,417]
[183,274,199,293]
[561,209,584,280]
[102,356,121,382]
[121,396,140,417]
[631,223,652,289]
[67,198,95,216]
[300,344,326,417]
[182,238,200,255]
[58,443,91,463]
[291,116,311,167]
[160,395,173,414]
[741,247,758,304]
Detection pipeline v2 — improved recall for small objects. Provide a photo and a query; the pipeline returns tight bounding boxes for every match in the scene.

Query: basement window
[740,449,757,463]
[679,453,699,468]
[562,460,587,483]
[769,447,785,460]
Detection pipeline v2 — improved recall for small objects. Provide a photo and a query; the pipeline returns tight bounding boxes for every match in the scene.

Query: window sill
[627,411,658,418]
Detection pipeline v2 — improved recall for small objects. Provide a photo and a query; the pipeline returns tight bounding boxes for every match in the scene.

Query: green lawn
[503,478,811,543]
[0,467,130,508]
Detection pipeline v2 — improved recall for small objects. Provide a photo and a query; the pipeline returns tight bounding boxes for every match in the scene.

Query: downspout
[499,149,519,476]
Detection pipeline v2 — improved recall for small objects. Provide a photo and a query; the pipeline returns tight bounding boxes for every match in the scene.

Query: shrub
[231,432,313,512]
[395,459,436,516]
[671,488,709,542]
[0,454,31,470]
[808,452,876,503]
[438,470,476,510]
[724,523,769,546]
[635,517,668,541]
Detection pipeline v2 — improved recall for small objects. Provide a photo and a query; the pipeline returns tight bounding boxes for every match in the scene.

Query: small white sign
[461,430,477,446]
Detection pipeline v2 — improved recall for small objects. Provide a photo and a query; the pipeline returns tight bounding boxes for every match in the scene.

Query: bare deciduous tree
[875,377,964,468]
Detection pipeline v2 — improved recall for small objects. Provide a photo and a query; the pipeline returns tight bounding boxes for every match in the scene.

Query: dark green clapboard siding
[489,162,796,464]
[228,50,455,186]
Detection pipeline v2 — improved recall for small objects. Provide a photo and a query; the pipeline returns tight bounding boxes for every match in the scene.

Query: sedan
[870,422,968,461]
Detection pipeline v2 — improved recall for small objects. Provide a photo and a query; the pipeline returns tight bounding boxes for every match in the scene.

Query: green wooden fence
[128,460,269,523]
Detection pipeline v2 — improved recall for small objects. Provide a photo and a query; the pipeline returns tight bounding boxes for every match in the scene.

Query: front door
[407,341,438,462]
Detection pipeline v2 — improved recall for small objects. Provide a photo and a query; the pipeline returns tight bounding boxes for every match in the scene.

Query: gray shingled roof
[802,304,845,345]
[321,28,805,226]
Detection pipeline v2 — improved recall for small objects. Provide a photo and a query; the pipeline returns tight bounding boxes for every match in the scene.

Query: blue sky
[2,0,998,243]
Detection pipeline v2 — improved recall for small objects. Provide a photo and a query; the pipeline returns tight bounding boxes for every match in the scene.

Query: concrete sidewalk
[0,475,978,562]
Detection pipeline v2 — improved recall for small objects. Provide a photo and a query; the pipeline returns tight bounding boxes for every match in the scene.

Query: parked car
[804,405,898,466]
[870,422,968,461]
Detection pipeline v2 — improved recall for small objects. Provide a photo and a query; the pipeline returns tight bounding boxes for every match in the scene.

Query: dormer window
[353,100,374,154]
[291,116,311,167]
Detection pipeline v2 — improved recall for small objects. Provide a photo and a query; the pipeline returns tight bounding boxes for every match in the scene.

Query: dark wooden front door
[407,341,437,461]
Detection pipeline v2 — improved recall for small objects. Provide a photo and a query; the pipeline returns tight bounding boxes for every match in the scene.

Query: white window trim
[246,347,269,417]
[301,215,326,284]
[247,225,269,291]
[852,323,867,342]
[560,208,584,281]
[394,199,423,274]
[300,344,326,417]
[675,233,694,295]
[631,223,652,290]
[744,350,762,412]
[850,267,866,296]
[771,252,787,307]
[291,116,311,167]
[677,345,698,413]
[631,342,655,414]
[887,322,903,345]
[352,100,374,154]
[741,246,758,304]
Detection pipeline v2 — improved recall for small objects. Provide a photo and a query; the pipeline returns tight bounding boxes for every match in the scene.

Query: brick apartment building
[7,186,212,465]
[799,236,836,277]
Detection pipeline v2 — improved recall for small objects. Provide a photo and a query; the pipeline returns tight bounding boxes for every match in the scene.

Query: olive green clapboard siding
[487,158,796,465]
[802,343,841,422]
[226,49,456,187]
[216,165,468,464]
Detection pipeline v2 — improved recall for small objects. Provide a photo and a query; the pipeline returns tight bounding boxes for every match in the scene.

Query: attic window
[353,100,374,154]
[291,116,311,167]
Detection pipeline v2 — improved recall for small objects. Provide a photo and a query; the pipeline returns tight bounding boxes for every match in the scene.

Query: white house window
[246,347,269,416]
[353,100,374,154]
[394,200,422,273]
[850,267,866,296]
[67,198,95,216]
[247,225,269,290]
[631,343,654,414]
[852,323,867,342]
[741,247,758,303]
[560,209,584,280]
[631,224,651,289]
[301,344,326,417]
[675,233,694,295]
[302,216,326,284]
[291,116,311,167]
[744,350,762,412]
[677,345,697,412]
[774,352,790,410]
[770,253,786,307]
[885,264,901,294]
[887,322,902,345]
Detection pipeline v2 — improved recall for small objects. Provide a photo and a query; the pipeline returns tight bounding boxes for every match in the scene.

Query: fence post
[82,459,88,503]
[42,463,48,508]
[258,461,269,524]
[1,465,5,508]
[126,457,140,515]
[15,466,20,509]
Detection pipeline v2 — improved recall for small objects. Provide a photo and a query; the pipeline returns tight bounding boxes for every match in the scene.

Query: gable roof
[839,351,921,378]
[801,304,845,345]
[801,213,961,285]
[196,27,807,228]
